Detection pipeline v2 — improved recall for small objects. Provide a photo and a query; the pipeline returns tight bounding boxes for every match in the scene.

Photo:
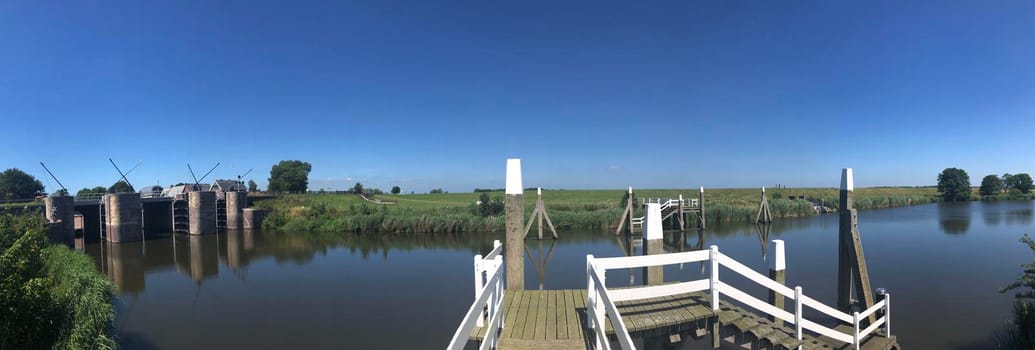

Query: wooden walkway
[470,290,897,350]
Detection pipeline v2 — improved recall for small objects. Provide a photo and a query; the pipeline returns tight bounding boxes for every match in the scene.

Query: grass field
[255,187,944,234]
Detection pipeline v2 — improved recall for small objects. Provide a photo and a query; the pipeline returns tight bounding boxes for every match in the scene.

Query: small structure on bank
[524,187,558,240]
[756,186,773,223]
[615,187,707,234]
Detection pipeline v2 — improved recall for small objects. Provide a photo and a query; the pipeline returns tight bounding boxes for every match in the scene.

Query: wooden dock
[470,290,897,350]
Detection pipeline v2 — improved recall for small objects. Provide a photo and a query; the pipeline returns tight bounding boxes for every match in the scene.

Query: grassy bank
[0,212,117,349]
[256,187,944,234]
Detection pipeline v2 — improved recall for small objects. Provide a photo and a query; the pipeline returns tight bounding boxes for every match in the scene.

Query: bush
[0,212,116,349]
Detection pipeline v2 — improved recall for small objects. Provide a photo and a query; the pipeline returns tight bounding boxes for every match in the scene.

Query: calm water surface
[85,201,1035,349]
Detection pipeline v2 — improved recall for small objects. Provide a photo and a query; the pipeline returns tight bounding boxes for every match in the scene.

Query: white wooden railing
[586,244,890,350]
[641,197,699,210]
[447,240,505,350]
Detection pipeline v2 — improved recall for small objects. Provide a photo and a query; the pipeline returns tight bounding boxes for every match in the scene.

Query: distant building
[161,184,211,197]
[139,185,163,198]
[211,179,246,192]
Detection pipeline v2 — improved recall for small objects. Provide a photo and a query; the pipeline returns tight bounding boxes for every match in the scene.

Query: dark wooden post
[838,168,875,320]
[756,187,773,223]
[615,187,633,235]
[698,187,707,230]
[505,159,525,290]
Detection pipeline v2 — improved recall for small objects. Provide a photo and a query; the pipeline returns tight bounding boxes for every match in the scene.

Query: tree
[76,186,107,198]
[267,160,312,193]
[0,168,44,200]
[107,180,134,193]
[352,182,364,195]
[391,186,401,195]
[247,180,258,192]
[1010,173,1034,194]
[430,188,444,194]
[937,168,971,202]
[980,175,1004,197]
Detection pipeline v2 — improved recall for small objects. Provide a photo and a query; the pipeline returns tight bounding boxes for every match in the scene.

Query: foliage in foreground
[0,212,116,350]
[996,234,1035,349]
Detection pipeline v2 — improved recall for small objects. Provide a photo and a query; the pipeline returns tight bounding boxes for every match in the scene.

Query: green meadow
[255,187,943,234]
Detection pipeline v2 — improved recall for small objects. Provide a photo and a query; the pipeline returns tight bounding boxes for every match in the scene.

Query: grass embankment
[0,211,117,349]
[256,187,942,234]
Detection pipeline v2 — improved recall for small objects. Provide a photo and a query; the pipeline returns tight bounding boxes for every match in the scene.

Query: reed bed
[256,187,945,234]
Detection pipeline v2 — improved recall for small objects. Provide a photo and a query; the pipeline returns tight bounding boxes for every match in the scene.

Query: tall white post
[643,203,663,240]
[505,159,524,290]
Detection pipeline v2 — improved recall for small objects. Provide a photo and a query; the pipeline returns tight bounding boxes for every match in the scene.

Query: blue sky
[2,1,1033,193]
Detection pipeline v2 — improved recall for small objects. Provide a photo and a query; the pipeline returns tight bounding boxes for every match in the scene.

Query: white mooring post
[710,245,720,310]
[505,159,524,290]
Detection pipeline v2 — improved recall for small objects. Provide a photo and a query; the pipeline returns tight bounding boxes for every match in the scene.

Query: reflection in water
[982,201,1003,227]
[938,202,972,235]
[1006,201,1034,225]
[525,240,557,290]
[755,224,772,259]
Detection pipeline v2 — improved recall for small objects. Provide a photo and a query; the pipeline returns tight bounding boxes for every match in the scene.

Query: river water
[84,200,1035,349]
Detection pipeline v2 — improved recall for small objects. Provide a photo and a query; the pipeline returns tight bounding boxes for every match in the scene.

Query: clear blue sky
[2,1,1033,193]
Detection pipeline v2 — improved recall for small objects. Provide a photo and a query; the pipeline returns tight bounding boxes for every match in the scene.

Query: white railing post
[493,255,504,348]
[795,286,803,348]
[587,254,595,330]
[853,311,860,350]
[595,266,605,350]
[884,292,891,337]
[710,245,720,310]
[474,254,484,327]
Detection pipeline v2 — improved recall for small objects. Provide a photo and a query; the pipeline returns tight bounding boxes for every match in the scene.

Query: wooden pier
[450,162,897,350]
[468,289,897,350]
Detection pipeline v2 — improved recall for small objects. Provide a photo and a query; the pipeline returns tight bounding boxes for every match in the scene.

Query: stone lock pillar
[189,191,217,235]
[44,195,75,247]
[225,191,247,230]
[105,193,143,243]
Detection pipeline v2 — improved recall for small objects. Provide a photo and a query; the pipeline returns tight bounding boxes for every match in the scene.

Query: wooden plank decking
[469,289,897,350]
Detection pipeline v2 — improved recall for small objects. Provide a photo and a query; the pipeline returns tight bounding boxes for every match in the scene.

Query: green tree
[429,188,444,194]
[937,168,971,202]
[352,182,364,194]
[247,180,258,192]
[0,168,44,200]
[390,186,401,195]
[76,186,107,198]
[267,160,312,193]
[980,175,1004,197]
[107,180,134,193]
[1010,173,1034,194]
